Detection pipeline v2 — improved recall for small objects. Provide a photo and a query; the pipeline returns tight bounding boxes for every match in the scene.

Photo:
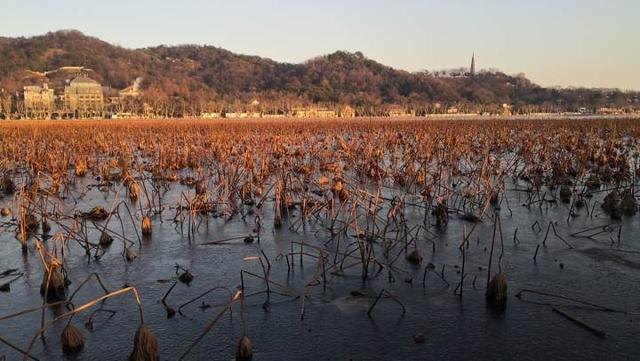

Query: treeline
[0,30,638,118]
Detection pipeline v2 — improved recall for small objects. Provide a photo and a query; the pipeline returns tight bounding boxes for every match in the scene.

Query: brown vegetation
[0,117,638,359]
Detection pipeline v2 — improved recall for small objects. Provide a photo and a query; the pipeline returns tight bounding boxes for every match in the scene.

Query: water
[1,178,639,361]
[0,118,639,360]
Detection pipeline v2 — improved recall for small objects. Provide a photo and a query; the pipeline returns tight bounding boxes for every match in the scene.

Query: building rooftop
[69,77,100,86]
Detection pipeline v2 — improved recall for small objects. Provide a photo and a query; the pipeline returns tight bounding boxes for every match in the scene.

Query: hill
[0,30,638,115]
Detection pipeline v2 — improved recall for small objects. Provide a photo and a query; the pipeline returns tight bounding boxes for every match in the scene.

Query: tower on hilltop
[470,53,476,76]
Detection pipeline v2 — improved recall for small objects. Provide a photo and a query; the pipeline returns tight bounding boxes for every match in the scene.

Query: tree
[0,91,12,119]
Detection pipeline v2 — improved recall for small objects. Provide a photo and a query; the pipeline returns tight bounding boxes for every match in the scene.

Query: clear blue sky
[2,0,638,90]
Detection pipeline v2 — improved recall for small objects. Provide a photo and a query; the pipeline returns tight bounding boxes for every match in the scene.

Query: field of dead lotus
[0,117,639,360]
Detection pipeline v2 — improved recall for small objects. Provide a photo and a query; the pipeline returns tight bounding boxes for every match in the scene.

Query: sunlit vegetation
[0,117,638,359]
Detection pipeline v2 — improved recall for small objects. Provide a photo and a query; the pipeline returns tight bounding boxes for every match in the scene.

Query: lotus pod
[486,273,508,311]
[141,217,152,236]
[99,231,114,247]
[559,185,572,203]
[61,324,85,354]
[619,189,637,215]
[40,263,66,301]
[129,182,139,202]
[236,335,253,361]
[130,324,159,361]
[126,249,139,262]
[406,249,423,265]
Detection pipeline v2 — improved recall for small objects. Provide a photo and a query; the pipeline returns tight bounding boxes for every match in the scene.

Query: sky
[1,0,638,90]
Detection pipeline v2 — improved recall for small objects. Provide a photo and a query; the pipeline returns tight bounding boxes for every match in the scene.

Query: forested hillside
[0,30,638,114]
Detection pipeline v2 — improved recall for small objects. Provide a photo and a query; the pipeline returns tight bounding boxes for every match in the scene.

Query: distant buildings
[201,112,222,119]
[119,77,143,98]
[388,105,413,117]
[597,107,625,115]
[340,106,356,118]
[23,84,55,119]
[291,107,337,118]
[17,71,145,119]
[64,77,104,118]
[198,106,358,119]
[224,112,249,118]
[119,86,141,98]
